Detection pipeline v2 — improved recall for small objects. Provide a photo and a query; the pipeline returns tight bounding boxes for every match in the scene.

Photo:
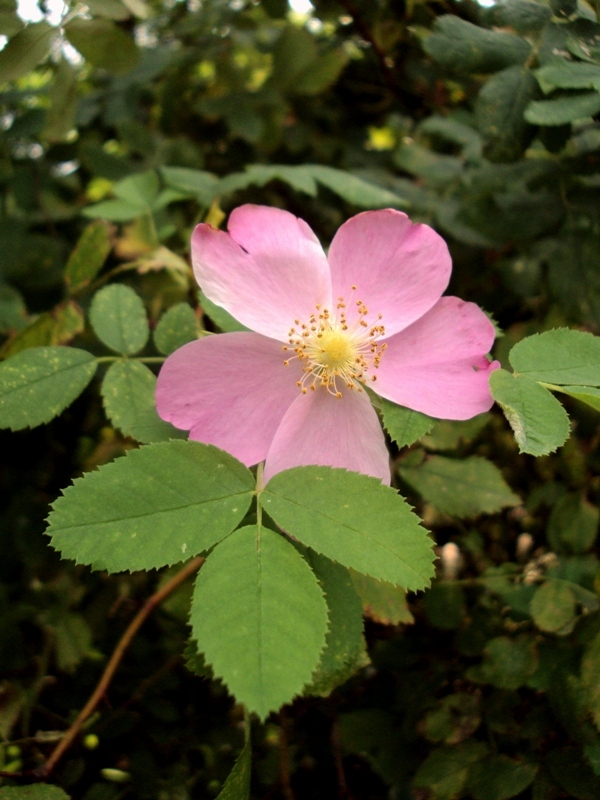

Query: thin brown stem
[39,557,204,778]
[278,712,296,800]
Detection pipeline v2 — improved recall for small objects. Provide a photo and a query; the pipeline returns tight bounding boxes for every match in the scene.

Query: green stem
[95,355,166,364]
[255,462,264,530]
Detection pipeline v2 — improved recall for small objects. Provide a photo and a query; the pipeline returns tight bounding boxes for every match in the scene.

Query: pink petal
[192,205,332,341]
[374,297,499,419]
[327,209,452,338]
[263,388,390,485]
[156,332,302,466]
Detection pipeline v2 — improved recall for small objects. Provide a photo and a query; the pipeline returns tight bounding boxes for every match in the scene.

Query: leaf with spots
[190,525,328,719]
[0,346,97,431]
[89,284,149,355]
[101,359,185,443]
[47,441,254,572]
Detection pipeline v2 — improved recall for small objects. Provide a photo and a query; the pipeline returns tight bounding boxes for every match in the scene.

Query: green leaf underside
[551,384,600,411]
[399,455,520,518]
[65,220,112,292]
[510,329,600,386]
[89,284,149,355]
[263,467,435,591]
[215,735,251,800]
[349,570,414,625]
[47,441,254,572]
[0,346,97,431]
[305,553,366,697]
[377,395,435,447]
[101,360,186,443]
[154,303,198,355]
[490,369,570,456]
[191,526,328,720]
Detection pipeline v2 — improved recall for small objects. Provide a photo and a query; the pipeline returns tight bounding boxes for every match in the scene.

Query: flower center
[282,287,387,398]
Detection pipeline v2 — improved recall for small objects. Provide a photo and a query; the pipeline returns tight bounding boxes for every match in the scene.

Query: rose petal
[263,388,390,484]
[374,297,498,419]
[192,205,332,341]
[156,332,302,466]
[327,209,451,338]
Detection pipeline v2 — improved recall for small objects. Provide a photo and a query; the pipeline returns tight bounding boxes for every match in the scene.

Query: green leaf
[85,0,131,19]
[160,167,218,206]
[199,290,249,333]
[304,553,366,697]
[467,635,538,689]
[82,198,148,222]
[215,735,251,800]
[0,22,54,84]
[113,171,160,208]
[217,164,318,197]
[421,693,481,745]
[308,165,408,208]
[530,579,577,634]
[546,747,600,800]
[413,742,490,800]
[0,0,23,36]
[154,303,198,355]
[0,787,71,800]
[487,0,551,34]
[269,25,317,89]
[0,301,85,359]
[349,570,414,625]
[190,526,328,719]
[524,91,600,125]
[293,48,349,95]
[421,414,490,451]
[263,467,436,591]
[0,347,97,431]
[89,284,149,355]
[547,492,599,554]
[535,59,600,93]
[475,66,540,162]
[510,329,600,386]
[399,455,519,518]
[101,360,186,443]
[47,441,254,572]
[490,369,570,456]
[42,59,78,144]
[0,282,27,334]
[423,16,531,73]
[551,385,600,411]
[65,18,140,75]
[64,220,112,293]
[468,755,538,800]
[377,395,434,447]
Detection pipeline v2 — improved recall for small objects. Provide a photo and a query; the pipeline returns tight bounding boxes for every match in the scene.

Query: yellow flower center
[282,287,387,398]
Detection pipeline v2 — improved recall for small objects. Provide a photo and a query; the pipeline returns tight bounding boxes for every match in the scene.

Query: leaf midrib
[265,491,429,582]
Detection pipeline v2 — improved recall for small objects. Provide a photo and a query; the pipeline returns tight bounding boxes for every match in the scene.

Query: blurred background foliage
[1,0,600,797]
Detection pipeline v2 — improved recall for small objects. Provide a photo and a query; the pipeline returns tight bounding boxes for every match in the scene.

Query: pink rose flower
[156,205,499,484]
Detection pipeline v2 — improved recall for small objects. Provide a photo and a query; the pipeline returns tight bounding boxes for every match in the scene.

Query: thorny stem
[0,557,204,781]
